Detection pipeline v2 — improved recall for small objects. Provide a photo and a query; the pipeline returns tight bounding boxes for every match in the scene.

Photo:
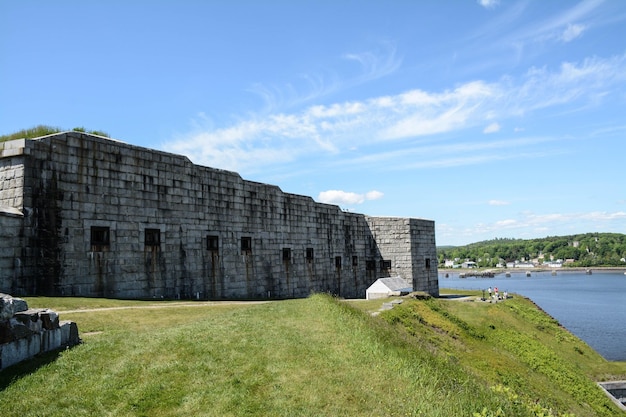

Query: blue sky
[2,0,626,246]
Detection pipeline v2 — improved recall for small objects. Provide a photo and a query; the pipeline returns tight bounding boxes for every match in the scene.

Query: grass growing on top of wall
[0,125,109,142]
[1,294,624,416]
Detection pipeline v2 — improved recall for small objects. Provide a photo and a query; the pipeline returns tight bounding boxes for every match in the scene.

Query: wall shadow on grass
[0,349,62,391]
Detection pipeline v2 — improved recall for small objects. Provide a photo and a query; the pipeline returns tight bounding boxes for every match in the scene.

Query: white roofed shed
[366,276,413,300]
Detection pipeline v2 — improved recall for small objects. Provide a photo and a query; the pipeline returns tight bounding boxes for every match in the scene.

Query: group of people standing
[487,286,507,301]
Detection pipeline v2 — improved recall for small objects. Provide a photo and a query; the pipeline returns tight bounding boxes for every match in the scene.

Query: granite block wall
[365,217,438,295]
[0,139,26,292]
[0,210,24,294]
[0,139,26,209]
[0,132,439,299]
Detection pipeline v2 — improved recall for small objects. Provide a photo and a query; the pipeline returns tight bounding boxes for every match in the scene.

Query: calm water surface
[439,270,626,361]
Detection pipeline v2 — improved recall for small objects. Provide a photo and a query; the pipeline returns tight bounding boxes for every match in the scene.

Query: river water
[439,270,626,361]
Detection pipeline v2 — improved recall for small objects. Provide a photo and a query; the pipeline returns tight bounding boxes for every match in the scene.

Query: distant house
[366,277,413,300]
[544,260,563,268]
[461,261,477,269]
[444,259,455,268]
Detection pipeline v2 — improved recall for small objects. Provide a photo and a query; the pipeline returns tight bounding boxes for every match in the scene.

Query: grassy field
[1,292,624,416]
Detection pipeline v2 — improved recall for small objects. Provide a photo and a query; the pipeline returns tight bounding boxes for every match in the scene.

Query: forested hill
[438,232,626,267]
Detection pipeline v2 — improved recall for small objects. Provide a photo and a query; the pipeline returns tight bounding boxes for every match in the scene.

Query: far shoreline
[439,266,626,275]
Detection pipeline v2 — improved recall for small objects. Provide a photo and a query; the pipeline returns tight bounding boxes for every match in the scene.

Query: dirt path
[58,300,270,314]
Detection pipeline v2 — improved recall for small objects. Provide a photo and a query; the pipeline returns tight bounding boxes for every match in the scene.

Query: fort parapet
[0,132,438,299]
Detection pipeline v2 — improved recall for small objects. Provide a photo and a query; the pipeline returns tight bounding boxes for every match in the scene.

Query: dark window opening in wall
[90,226,110,247]
[145,229,161,247]
[282,248,291,261]
[306,248,314,261]
[207,235,219,251]
[366,260,376,271]
[380,260,392,271]
[352,256,358,267]
[241,237,252,253]
[335,256,342,268]
[425,258,431,269]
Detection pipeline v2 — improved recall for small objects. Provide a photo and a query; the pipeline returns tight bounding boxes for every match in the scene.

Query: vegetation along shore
[442,266,626,275]
[438,233,626,269]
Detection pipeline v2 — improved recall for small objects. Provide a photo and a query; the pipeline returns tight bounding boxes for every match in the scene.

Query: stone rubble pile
[0,293,80,370]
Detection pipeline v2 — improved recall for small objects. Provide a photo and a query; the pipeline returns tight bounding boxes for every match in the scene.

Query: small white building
[366,277,413,300]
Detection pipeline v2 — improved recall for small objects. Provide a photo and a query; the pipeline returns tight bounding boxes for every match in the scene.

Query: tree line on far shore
[438,232,626,268]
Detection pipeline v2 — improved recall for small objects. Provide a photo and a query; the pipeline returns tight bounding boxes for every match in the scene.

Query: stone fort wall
[0,210,24,294]
[0,132,438,299]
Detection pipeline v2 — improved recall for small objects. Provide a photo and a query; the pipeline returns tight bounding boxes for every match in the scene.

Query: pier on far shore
[458,271,495,278]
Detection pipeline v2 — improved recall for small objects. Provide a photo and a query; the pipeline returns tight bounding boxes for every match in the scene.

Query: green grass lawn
[1,293,624,416]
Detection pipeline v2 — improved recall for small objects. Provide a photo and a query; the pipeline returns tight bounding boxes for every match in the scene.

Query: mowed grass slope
[0,293,624,416]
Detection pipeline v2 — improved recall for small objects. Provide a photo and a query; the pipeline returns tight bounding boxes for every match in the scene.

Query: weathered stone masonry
[0,132,438,299]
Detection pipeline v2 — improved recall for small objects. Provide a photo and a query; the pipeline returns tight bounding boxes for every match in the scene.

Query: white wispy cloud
[507,54,626,115]
[337,136,561,170]
[489,200,510,206]
[248,73,341,114]
[343,42,402,84]
[467,211,626,237]
[495,219,517,227]
[317,189,384,206]
[526,211,626,223]
[163,53,626,174]
[466,0,605,67]
[247,43,401,113]
[443,210,626,243]
[508,0,601,45]
[483,122,501,133]
[560,23,586,42]
[477,0,500,10]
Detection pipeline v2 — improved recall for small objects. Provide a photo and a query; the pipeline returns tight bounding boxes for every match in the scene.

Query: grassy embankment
[1,293,624,416]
